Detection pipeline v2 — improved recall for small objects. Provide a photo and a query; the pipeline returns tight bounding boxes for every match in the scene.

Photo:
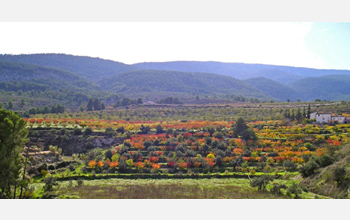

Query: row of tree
[87,98,105,111]
[157,97,182,104]
[22,104,65,117]
[113,97,143,108]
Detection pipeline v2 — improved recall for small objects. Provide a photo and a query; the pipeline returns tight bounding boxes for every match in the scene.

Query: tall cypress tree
[87,98,94,111]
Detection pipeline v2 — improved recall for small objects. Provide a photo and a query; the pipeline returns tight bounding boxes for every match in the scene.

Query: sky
[1,22,350,70]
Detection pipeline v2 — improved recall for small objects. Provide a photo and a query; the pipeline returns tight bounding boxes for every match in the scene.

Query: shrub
[287,182,302,199]
[84,127,93,135]
[319,154,334,168]
[42,176,58,192]
[105,150,113,160]
[299,159,319,178]
[271,183,287,195]
[117,126,125,134]
[105,127,115,137]
[143,140,153,149]
[60,128,66,135]
[250,175,274,191]
[73,127,82,135]
[68,164,75,171]
[332,166,346,184]
[156,125,164,134]
[176,151,184,158]
[213,132,224,139]
[207,153,215,159]
[283,159,296,170]
[215,155,223,167]
[90,170,96,177]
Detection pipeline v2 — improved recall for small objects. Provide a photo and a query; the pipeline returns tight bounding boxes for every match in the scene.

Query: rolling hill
[0,54,137,82]
[2,53,350,103]
[243,77,302,102]
[0,61,114,109]
[133,61,350,84]
[289,74,350,101]
[97,69,272,100]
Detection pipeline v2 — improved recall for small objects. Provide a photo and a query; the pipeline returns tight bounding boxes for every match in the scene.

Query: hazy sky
[1,22,349,70]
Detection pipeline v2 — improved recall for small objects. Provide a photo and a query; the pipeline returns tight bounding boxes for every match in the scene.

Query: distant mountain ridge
[97,69,272,100]
[289,74,350,101]
[133,61,350,84]
[1,53,350,103]
[243,77,302,102]
[0,54,136,82]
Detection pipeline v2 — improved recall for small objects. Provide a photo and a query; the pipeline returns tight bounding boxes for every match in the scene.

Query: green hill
[289,75,350,101]
[98,70,272,100]
[243,77,302,101]
[0,61,114,110]
[0,54,136,82]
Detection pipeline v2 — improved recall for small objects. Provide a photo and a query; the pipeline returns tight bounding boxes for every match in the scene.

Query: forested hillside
[97,69,272,100]
[2,53,350,104]
[0,61,116,110]
[133,61,350,84]
[243,77,302,102]
[0,54,136,82]
[289,75,350,101]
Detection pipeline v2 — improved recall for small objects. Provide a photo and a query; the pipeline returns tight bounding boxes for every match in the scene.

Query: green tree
[87,98,94,111]
[7,101,13,110]
[93,98,101,111]
[287,182,302,199]
[156,124,164,134]
[250,175,274,191]
[0,106,29,198]
[307,104,311,119]
[233,117,248,138]
[299,158,319,178]
[137,98,143,104]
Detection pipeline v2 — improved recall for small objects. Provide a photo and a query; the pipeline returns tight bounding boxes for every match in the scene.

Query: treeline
[157,97,182,104]
[113,97,143,108]
[22,104,65,117]
[283,105,311,122]
[231,95,262,103]
[87,98,105,111]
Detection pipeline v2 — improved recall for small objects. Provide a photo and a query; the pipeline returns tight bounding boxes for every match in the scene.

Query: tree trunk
[13,184,17,199]
[8,183,11,199]
[20,143,30,199]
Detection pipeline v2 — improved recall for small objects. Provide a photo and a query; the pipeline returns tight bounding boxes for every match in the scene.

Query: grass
[48,178,329,199]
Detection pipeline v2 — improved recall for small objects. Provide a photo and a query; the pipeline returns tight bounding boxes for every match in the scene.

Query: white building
[315,113,332,123]
[312,112,348,124]
[310,112,317,120]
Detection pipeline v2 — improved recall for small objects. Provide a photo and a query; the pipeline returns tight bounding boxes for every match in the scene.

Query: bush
[60,128,66,135]
[318,154,334,168]
[84,127,93,135]
[332,166,346,184]
[143,140,153,149]
[213,132,224,139]
[270,183,287,195]
[287,182,302,199]
[105,150,113,160]
[68,164,75,171]
[250,175,274,191]
[299,159,319,178]
[283,159,296,170]
[73,127,82,135]
[105,127,115,137]
[42,176,58,192]
[215,155,223,167]
[116,126,125,134]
